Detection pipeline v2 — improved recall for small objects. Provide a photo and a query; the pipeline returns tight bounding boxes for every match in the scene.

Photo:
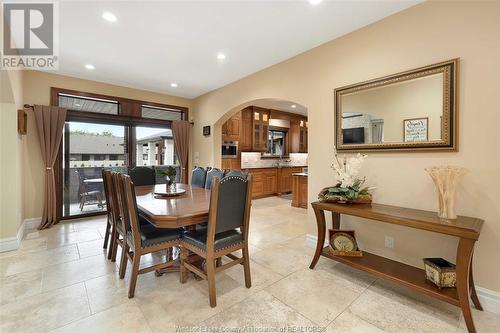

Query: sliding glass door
[62,121,127,217]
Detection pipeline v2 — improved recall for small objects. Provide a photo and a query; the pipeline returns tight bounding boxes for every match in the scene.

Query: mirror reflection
[341,73,443,145]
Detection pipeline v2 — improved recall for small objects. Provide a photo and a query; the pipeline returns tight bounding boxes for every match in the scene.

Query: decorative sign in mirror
[335,59,458,152]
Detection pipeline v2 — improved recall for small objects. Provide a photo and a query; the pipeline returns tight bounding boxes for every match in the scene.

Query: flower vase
[426,166,468,220]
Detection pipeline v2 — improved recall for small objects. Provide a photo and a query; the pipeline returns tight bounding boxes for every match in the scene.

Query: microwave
[222,141,238,158]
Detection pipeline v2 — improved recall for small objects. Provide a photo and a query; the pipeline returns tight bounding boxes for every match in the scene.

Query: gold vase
[426,166,468,220]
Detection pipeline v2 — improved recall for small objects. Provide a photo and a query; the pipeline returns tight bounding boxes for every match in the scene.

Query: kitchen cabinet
[292,174,308,208]
[251,107,270,152]
[289,117,308,153]
[240,108,253,151]
[277,167,303,194]
[221,158,241,171]
[222,112,241,141]
[246,168,277,198]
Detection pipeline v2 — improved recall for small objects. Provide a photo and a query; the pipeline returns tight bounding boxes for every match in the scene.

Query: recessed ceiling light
[216,52,226,61]
[170,83,178,88]
[291,104,297,108]
[309,0,323,5]
[102,11,117,22]
[84,64,95,70]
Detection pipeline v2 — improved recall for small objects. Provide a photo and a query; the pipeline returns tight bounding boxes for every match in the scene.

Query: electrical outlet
[385,236,394,249]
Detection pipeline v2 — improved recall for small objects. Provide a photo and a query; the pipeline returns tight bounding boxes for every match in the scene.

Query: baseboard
[304,233,500,315]
[0,217,41,253]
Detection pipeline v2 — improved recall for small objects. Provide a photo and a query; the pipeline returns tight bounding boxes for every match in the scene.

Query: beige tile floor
[0,196,498,333]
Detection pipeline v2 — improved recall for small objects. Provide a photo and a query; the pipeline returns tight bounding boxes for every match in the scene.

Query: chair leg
[79,196,85,211]
[180,246,188,284]
[206,256,217,307]
[107,224,116,260]
[216,257,222,267]
[242,245,251,288]
[119,243,129,279]
[111,233,119,262]
[128,252,141,298]
[103,215,111,249]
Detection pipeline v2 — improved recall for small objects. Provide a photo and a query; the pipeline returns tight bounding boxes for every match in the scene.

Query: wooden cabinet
[240,108,253,151]
[222,112,241,141]
[289,117,308,153]
[251,107,270,152]
[292,174,308,208]
[221,158,241,171]
[277,167,303,194]
[247,168,277,198]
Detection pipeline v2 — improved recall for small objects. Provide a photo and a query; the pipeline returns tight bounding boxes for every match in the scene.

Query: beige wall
[21,71,193,221]
[192,1,500,291]
[343,74,443,142]
[0,69,24,239]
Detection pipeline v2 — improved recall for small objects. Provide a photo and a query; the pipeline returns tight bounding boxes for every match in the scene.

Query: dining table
[135,183,211,276]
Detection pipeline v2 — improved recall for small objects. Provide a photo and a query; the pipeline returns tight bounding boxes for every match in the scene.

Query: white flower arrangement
[318,148,374,203]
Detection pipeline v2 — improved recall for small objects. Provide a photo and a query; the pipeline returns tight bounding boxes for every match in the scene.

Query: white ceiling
[50,0,420,99]
[252,99,308,116]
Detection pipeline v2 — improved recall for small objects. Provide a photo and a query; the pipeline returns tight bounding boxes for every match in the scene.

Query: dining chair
[103,171,126,262]
[191,166,207,188]
[117,173,183,298]
[180,174,253,307]
[205,168,224,189]
[224,170,247,179]
[129,166,156,186]
[76,170,104,211]
[101,170,113,255]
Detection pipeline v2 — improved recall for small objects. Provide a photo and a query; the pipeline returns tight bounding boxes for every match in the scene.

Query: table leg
[469,254,483,311]
[456,238,477,333]
[309,207,326,269]
[332,212,340,229]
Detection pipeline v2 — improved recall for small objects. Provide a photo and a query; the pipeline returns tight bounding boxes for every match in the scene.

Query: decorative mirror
[335,59,458,152]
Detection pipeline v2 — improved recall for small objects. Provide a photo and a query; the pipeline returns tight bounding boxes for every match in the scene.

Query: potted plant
[318,150,375,204]
[158,166,177,192]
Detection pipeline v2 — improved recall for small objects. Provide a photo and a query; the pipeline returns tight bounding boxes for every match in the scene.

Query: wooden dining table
[135,183,211,229]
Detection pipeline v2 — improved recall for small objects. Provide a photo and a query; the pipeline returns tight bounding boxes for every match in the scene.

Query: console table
[309,201,484,333]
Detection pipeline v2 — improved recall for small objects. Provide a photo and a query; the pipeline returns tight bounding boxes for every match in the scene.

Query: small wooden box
[423,258,456,289]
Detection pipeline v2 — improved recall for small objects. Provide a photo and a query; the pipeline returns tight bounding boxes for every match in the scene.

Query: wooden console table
[310,201,484,333]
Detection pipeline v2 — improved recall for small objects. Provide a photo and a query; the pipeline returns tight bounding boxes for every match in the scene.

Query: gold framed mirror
[334,59,458,152]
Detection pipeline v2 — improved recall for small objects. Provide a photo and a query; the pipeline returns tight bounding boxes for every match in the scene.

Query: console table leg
[456,238,476,333]
[309,207,326,269]
[469,255,483,311]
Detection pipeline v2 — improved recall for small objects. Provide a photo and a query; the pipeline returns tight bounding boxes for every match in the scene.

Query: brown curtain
[33,105,67,229]
[172,120,190,184]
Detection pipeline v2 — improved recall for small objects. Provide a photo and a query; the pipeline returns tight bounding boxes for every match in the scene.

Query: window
[141,105,184,121]
[58,93,119,115]
[266,130,287,156]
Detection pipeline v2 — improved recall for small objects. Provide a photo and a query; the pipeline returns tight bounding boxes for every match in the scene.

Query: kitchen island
[291,172,308,208]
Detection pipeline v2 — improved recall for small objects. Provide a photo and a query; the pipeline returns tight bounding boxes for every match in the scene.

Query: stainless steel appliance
[222,141,238,158]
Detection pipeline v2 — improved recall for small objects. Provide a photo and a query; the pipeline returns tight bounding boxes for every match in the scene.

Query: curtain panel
[33,105,67,229]
[171,120,190,184]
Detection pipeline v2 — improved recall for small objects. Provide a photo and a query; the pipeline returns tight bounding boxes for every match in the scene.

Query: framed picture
[404,117,428,142]
[202,125,210,136]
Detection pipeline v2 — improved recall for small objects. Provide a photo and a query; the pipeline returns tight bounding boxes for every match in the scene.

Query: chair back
[129,166,156,186]
[75,170,87,195]
[104,171,121,229]
[205,168,224,189]
[191,167,207,188]
[117,173,142,249]
[102,170,112,213]
[207,174,252,240]
[224,170,248,179]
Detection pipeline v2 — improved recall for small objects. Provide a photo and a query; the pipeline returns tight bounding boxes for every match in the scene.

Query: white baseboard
[0,217,41,253]
[305,233,500,315]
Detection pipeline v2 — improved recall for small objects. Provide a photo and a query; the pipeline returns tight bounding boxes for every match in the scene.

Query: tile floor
[0,196,498,332]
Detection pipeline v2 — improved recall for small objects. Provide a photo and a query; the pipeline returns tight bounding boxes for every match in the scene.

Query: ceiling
[48,1,420,98]
[252,99,307,116]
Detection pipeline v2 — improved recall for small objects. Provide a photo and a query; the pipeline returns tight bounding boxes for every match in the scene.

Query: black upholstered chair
[180,174,253,307]
[224,170,248,179]
[116,173,183,298]
[129,166,156,186]
[205,168,224,189]
[191,166,207,188]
